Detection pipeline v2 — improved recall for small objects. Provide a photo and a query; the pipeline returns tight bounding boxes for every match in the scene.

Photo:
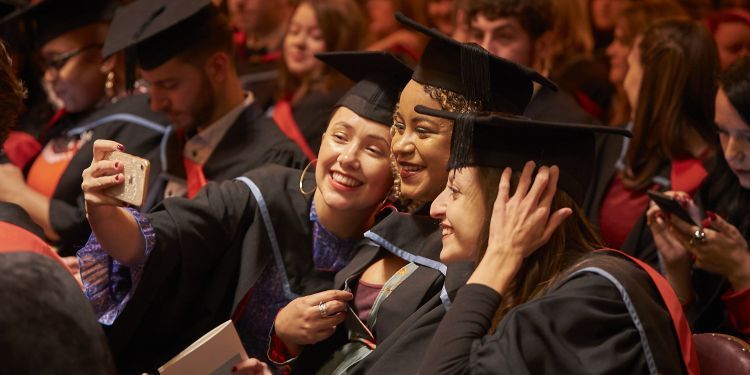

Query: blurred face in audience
[392,80,454,202]
[40,24,107,113]
[228,0,286,35]
[591,0,629,32]
[142,57,217,132]
[430,167,486,263]
[623,40,642,113]
[283,2,326,78]
[468,14,533,67]
[714,21,750,71]
[315,106,393,213]
[715,88,750,189]
[428,0,455,35]
[606,23,630,85]
[365,0,400,39]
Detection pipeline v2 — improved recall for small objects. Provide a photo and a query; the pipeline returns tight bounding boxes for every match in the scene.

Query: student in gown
[647,56,750,340]
[0,0,170,256]
[586,19,719,265]
[0,40,75,275]
[270,13,556,374]
[270,0,366,158]
[419,108,694,374]
[101,0,307,203]
[78,51,410,374]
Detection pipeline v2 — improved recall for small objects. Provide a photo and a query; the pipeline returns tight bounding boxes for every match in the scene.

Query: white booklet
[159,320,249,375]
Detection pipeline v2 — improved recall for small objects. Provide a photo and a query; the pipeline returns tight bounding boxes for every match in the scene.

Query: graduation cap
[0,0,116,48]
[102,0,218,70]
[316,51,412,126]
[395,12,557,115]
[414,105,632,205]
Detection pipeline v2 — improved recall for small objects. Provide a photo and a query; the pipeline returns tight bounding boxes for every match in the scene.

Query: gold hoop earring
[105,71,116,101]
[299,159,317,196]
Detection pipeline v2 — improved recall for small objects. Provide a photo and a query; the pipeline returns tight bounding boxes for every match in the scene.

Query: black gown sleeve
[420,284,501,375]
[423,273,668,375]
[147,178,255,271]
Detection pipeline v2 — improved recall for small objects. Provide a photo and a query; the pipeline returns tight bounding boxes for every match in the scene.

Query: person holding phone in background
[647,56,750,340]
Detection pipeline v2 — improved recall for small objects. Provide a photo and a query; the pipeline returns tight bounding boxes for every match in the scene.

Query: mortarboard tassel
[448,112,476,170]
[460,43,491,107]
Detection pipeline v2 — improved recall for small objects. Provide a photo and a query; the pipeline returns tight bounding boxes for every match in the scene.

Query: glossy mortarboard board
[316,51,413,126]
[395,12,556,115]
[0,0,116,47]
[414,105,632,205]
[102,0,216,70]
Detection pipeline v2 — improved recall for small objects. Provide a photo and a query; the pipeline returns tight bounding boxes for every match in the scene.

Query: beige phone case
[103,151,150,207]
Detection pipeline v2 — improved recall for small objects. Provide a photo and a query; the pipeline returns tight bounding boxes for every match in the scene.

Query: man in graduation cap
[0,0,170,257]
[102,0,307,202]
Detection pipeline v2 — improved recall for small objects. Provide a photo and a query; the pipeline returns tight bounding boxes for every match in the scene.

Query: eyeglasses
[39,44,102,72]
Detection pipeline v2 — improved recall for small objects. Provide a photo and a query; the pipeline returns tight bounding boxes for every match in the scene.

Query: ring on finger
[318,301,328,317]
[689,229,706,246]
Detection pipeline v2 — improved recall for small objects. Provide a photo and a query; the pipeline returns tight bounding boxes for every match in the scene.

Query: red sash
[183,157,207,199]
[272,99,316,162]
[3,131,42,168]
[0,222,71,273]
[598,248,700,375]
[176,128,208,199]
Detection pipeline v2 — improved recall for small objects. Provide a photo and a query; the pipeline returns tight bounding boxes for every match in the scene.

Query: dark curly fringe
[422,84,482,113]
[0,41,26,145]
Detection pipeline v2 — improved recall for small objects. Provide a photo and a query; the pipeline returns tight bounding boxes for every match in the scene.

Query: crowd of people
[0,0,749,374]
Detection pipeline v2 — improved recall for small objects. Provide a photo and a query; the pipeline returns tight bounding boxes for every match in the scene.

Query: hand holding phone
[647,191,703,227]
[102,151,150,206]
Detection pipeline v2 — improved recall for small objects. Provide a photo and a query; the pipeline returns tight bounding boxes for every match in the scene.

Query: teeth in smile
[332,172,362,187]
[401,165,423,172]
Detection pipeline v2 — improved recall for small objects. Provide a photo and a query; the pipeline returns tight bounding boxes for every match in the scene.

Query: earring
[388,154,402,203]
[299,159,317,196]
[105,71,116,102]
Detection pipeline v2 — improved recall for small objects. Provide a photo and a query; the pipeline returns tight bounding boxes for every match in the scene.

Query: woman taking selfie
[419,107,695,374]
[78,51,410,374]
[271,13,556,374]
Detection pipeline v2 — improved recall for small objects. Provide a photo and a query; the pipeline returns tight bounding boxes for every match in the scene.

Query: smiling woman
[272,0,366,155]
[275,13,556,375]
[77,51,410,374]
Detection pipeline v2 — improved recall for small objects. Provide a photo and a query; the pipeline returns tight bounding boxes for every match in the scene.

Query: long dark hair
[701,56,750,238]
[471,167,603,329]
[622,19,719,191]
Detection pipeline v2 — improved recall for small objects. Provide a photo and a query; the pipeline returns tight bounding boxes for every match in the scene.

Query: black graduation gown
[25,95,169,256]
[105,165,335,374]
[152,102,308,205]
[292,211,452,374]
[421,252,687,374]
[522,85,600,125]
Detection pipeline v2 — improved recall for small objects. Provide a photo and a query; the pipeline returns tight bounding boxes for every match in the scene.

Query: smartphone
[103,151,150,207]
[647,190,702,227]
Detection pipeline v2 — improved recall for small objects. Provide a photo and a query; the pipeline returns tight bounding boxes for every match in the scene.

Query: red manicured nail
[231,366,237,373]
[706,210,717,221]
[114,174,120,182]
[701,218,711,228]
[116,144,124,151]
[114,162,120,168]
